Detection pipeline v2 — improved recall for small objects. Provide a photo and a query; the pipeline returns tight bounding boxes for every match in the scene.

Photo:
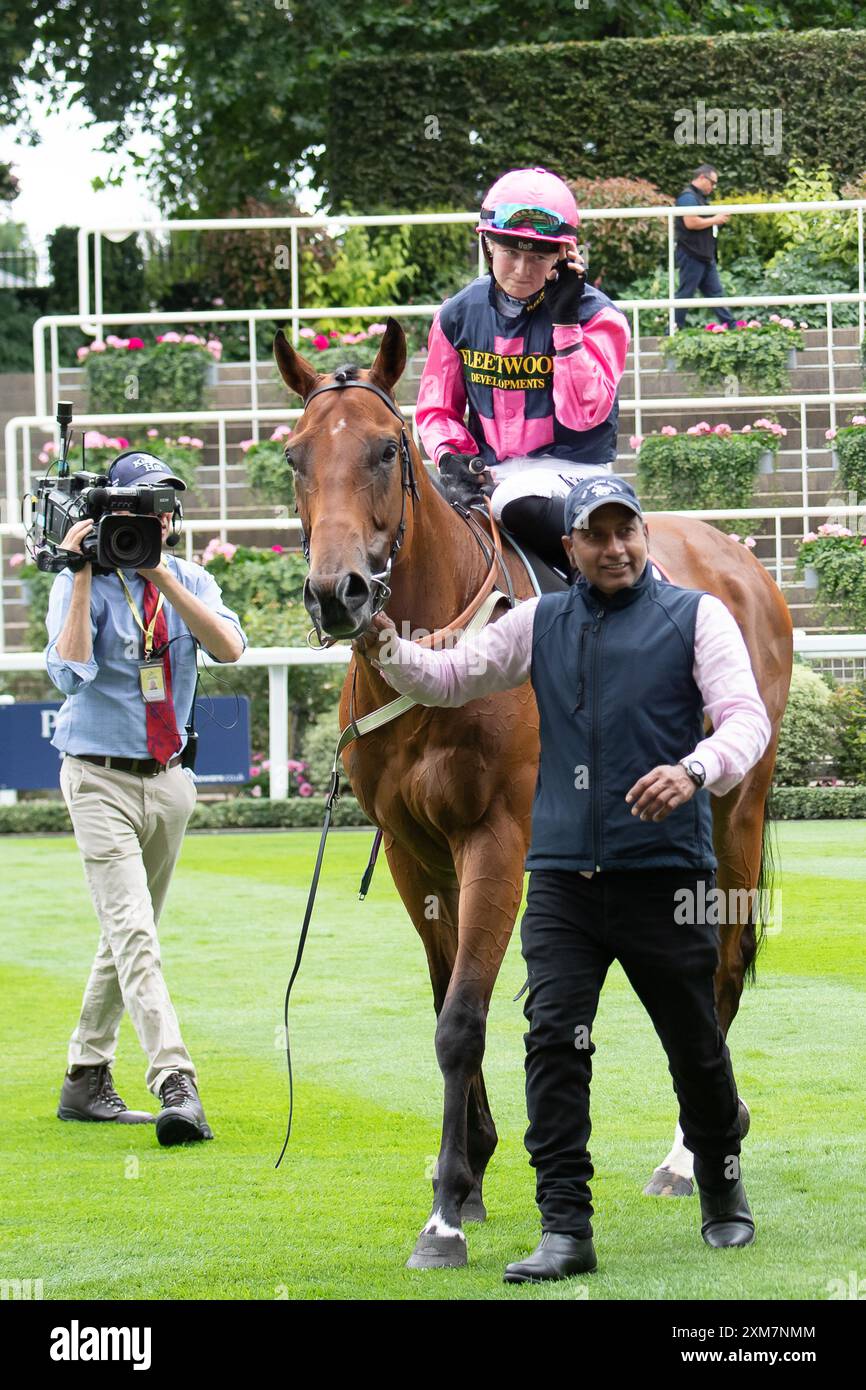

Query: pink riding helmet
[476,167,580,250]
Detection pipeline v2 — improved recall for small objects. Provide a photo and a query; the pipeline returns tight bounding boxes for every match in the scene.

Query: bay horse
[273,319,793,1270]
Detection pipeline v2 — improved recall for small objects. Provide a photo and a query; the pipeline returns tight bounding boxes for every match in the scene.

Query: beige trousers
[60,754,198,1096]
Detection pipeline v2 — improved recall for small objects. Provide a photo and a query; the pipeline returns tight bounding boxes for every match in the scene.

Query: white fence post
[268,664,289,800]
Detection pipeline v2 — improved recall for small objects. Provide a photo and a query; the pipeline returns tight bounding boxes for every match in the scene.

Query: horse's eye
[382,440,399,463]
[284,448,295,469]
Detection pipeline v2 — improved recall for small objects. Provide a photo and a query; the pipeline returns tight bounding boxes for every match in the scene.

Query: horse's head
[274,318,418,642]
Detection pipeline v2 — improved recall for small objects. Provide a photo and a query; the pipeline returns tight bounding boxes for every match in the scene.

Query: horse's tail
[746,791,778,985]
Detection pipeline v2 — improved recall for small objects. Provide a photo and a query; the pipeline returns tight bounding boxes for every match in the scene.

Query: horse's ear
[273,328,320,402]
[367,316,407,394]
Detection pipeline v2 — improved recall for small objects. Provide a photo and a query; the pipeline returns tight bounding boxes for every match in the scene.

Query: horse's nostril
[338,571,371,609]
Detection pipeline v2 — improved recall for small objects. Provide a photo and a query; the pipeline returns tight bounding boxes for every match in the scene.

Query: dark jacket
[527,562,716,872]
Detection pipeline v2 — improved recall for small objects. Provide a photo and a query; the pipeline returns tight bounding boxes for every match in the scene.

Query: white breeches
[488,456,612,521]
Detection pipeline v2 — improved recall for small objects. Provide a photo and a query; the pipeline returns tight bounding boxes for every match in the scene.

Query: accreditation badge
[138,659,167,703]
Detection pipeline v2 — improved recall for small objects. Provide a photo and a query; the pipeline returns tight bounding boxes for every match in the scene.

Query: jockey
[416,167,631,573]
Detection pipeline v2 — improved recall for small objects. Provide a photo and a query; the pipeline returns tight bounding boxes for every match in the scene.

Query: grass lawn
[1,820,863,1301]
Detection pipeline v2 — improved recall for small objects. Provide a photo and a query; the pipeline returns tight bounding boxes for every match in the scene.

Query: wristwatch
[680,758,707,789]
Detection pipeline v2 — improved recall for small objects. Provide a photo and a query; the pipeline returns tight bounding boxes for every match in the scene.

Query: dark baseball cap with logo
[563,474,643,533]
[107,450,187,491]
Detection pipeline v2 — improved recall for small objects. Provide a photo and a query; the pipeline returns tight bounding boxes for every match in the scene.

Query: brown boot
[58,1064,154,1123]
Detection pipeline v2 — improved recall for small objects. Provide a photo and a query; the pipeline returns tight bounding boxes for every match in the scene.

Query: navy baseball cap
[107,450,187,491]
[564,474,643,533]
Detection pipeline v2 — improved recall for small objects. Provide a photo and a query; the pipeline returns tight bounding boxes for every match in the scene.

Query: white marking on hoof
[422,1208,466,1241]
[658,1123,695,1182]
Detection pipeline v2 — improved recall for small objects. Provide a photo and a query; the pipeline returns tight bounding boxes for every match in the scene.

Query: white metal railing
[6,387,866,541]
[1,631,863,801]
[75,199,866,343]
[29,288,866,424]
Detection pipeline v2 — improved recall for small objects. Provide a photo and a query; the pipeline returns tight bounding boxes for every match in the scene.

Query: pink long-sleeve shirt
[372,592,771,797]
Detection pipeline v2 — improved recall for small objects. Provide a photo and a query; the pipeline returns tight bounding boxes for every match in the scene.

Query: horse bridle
[290,371,420,644]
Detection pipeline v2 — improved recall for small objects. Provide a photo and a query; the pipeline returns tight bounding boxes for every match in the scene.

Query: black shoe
[57,1064,154,1124]
[503,1232,597,1284]
[699,1177,755,1247]
[156,1071,213,1146]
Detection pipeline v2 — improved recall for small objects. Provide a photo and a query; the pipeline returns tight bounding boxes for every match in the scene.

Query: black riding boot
[499,494,571,575]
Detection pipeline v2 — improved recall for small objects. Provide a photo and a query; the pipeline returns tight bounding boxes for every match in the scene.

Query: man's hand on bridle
[352,611,398,667]
[625,764,698,822]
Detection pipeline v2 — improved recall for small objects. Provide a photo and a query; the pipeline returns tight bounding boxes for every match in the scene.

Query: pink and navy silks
[415,274,631,470]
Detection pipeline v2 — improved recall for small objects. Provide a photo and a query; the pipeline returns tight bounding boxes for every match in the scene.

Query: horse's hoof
[461,1184,487,1223]
[406,1232,467,1270]
[643,1166,694,1197]
[738,1098,751,1140]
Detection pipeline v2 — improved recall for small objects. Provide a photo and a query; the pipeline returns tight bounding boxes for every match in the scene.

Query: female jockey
[415,167,631,573]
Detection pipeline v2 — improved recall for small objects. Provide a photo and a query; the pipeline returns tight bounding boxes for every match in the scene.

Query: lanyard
[116,569,165,660]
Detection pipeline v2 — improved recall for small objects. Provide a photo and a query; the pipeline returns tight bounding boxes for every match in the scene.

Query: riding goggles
[480,204,578,239]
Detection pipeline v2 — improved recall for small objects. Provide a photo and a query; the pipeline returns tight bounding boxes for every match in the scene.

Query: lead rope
[274,584,508,1166]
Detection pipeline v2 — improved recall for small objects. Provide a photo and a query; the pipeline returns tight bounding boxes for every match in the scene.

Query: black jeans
[674,247,736,328]
[519,868,742,1237]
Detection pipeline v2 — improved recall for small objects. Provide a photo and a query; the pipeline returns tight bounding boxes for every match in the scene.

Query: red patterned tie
[141,579,182,765]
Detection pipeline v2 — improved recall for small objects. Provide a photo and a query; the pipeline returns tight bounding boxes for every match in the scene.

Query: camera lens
[111,525,147,564]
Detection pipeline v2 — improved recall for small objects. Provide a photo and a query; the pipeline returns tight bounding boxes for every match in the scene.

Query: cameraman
[45,451,246,1146]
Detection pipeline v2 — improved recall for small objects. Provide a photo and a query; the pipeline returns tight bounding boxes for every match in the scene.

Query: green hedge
[327,30,866,211]
[0,795,372,835]
[3,789,863,834]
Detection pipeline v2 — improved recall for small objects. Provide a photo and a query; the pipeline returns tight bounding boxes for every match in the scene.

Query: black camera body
[33,473,176,573]
[30,404,178,574]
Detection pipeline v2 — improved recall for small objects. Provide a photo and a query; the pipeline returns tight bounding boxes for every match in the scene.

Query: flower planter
[831,449,841,471]
[205,360,219,387]
[758,449,775,474]
[802,564,820,592]
[664,356,677,373]
[787,348,797,369]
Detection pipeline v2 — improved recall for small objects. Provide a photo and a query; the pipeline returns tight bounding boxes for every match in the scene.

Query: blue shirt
[45,554,247,758]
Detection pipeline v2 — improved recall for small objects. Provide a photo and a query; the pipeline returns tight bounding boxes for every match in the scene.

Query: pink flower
[799,321,808,329]
[106,334,123,347]
[270,545,284,553]
[269,425,293,441]
[250,785,262,797]
[312,334,330,350]
[299,327,315,339]
[182,333,201,345]
[713,423,732,435]
[740,425,752,433]
[189,438,204,448]
[127,336,145,350]
[704,322,717,331]
[287,759,305,773]
[159,331,182,344]
[146,428,159,438]
[206,339,222,360]
[769,313,781,324]
[262,759,271,771]
[729,533,740,543]
[202,537,238,565]
[212,297,225,307]
[744,537,756,548]
[754,418,773,430]
[747,319,761,328]
[779,317,795,329]
[368,324,387,334]
[76,345,90,361]
[735,319,747,328]
[238,438,255,453]
[8,553,25,569]
[328,330,339,339]
[660,425,677,436]
[178,435,191,445]
[89,340,107,353]
[250,766,260,777]
[802,532,817,543]
[825,428,838,441]
[852,415,866,426]
[298,782,313,797]
[629,435,643,450]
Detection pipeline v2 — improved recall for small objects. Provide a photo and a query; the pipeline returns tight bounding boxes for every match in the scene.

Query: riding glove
[543,258,586,326]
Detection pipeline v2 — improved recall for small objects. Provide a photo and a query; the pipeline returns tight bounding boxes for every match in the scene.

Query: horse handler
[355,475,771,1284]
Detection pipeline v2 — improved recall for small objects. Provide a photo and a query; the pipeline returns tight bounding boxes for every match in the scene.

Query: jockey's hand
[625,763,697,823]
[543,253,586,326]
[438,451,494,504]
[352,610,398,667]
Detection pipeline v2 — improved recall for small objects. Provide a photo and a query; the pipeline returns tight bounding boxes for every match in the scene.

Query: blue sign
[0,697,251,790]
